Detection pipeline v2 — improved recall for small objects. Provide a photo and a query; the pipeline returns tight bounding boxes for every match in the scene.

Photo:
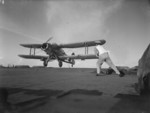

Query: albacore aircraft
[19,38,106,67]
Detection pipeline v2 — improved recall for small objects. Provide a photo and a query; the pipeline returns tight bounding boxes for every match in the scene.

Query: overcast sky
[0,0,150,68]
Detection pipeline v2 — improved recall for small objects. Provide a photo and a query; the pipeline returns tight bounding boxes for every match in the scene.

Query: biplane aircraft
[18,38,106,67]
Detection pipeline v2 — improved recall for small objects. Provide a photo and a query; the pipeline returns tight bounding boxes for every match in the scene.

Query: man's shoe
[96,73,100,76]
[119,71,125,77]
[96,73,105,76]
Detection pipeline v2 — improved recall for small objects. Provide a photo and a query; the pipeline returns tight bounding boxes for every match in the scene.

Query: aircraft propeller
[41,37,53,51]
[45,37,53,43]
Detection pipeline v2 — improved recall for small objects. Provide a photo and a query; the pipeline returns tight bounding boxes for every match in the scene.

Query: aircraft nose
[41,43,49,50]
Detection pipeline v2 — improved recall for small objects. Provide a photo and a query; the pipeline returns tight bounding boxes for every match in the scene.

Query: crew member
[95,41,124,77]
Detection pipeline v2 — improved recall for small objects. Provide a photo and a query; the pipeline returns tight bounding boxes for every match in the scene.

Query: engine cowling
[41,43,49,51]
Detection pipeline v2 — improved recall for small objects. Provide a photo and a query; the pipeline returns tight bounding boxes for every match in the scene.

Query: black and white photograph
[0,0,150,112]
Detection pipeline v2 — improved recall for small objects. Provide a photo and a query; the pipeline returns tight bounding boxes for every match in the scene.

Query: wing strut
[34,48,36,55]
[84,42,88,55]
[29,48,36,55]
[30,48,31,55]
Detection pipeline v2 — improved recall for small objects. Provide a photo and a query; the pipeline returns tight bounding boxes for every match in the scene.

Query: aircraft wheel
[71,59,75,67]
[72,52,75,55]
[43,60,48,67]
[59,61,63,68]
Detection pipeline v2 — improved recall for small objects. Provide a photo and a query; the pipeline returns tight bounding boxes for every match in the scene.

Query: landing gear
[71,52,75,67]
[68,58,75,67]
[71,59,75,67]
[43,60,48,67]
[58,61,63,67]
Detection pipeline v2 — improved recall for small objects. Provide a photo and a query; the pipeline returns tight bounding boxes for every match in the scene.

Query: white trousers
[96,52,120,74]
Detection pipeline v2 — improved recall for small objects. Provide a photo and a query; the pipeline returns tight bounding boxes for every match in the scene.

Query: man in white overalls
[95,41,124,77]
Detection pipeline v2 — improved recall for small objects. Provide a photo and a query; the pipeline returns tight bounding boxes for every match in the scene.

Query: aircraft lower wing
[19,55,49,60]
[59,54,98,60]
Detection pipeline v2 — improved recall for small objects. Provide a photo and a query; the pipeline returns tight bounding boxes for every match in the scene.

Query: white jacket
[96,45,108,55]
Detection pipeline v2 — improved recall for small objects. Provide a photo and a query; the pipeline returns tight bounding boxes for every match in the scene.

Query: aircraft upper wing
[20,39,105,49]
[59,54,98,60]
[57,39,106,48]
[18,55,49,60]
[20,44,42,48]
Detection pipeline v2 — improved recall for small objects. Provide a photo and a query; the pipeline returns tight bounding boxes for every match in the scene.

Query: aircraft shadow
[0,87,103,113]
[0,87,62,112]
[56,89,103,98]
